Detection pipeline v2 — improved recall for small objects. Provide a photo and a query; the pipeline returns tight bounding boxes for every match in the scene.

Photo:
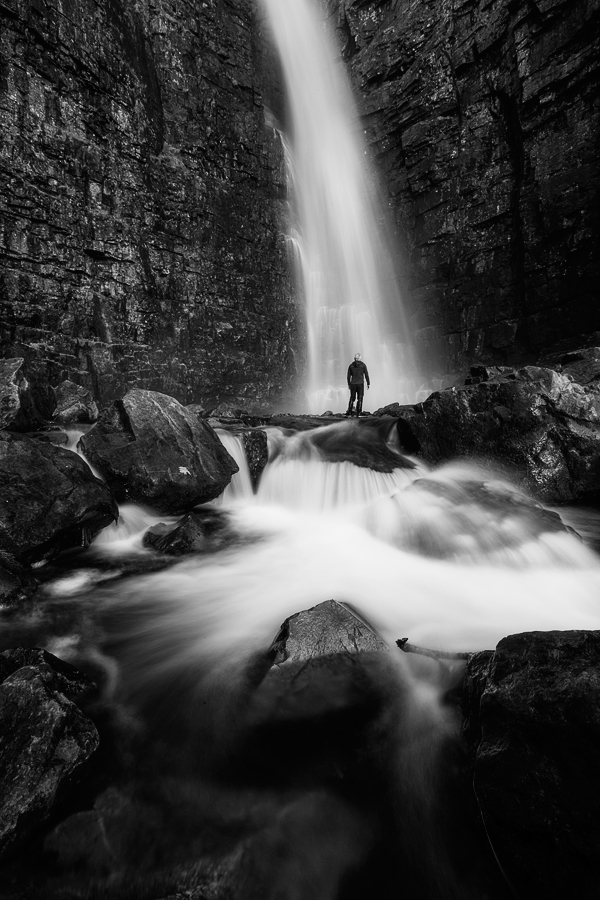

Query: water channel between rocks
[3,419,600,899]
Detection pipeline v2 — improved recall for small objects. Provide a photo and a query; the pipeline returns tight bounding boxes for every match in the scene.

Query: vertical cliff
[326,0,600,382]
[0,0,301,410]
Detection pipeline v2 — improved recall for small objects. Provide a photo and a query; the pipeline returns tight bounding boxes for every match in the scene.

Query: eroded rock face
[0,0,301,410]
[79,389,239,513]
[0,359,56,432]
[0,432,118,564]
[380,364,600,503]
[463,631,600,900]
[54,381,98,425]
[326,0,600,380]
[0,649,99,861]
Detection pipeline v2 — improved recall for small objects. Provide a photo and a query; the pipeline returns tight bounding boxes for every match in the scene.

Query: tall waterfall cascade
[259,0,425,413]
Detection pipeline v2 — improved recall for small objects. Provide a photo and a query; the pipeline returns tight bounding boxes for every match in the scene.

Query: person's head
[354,353,361,361]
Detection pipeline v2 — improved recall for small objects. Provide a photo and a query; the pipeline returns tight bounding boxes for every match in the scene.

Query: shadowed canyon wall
[0,0,301,410]
[325,0,600,383]
[1,0,599,408]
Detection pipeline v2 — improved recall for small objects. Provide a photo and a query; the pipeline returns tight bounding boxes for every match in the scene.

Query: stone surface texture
[0,649,99,860]
[54,380,98,424]
[379,363,600,503]
[325,0,600,382]
[0,431,118,563]
[0,357,56,431]
[79,388,239,513]
[463,631,600,899]
[0,0,302,411]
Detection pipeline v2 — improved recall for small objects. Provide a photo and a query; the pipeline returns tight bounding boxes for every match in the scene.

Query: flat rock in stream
[80,390,238,514]
[0,649,99,861]
[0,432,118,564]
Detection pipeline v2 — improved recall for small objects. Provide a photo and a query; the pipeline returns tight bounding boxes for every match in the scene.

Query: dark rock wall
[0,0,301,410]
[326,0,600,382]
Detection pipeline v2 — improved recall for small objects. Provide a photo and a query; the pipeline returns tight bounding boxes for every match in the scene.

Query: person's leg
[346,386,357,416]
[356,384,364,416]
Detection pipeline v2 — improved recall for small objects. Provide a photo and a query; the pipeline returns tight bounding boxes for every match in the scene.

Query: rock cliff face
[325,0,600,383]
[0,0,301,411]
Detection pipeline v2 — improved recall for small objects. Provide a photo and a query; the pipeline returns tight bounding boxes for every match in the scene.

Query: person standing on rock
[345,353,370,417]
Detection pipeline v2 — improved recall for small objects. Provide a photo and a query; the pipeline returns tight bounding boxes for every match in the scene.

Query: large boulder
[0,649,99,860]
[80,390,239,514]
[0,432,118,564]
[382,366,600,503]
[463,631,600,899]
[0,359,56,432]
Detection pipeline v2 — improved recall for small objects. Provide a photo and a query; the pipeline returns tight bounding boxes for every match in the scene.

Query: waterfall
[260,0,422,413]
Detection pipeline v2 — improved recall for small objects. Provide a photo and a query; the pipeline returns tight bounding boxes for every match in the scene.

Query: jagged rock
[79,390,239,514]
[390,366,600,503]
[0,359,56,432]
[463,631,600,899]
[0,649,99,860]
[542,347,600,386]
[0,432,118,564]
[240,429,268,488]
[143,508,239,556]
[54,381,99,425]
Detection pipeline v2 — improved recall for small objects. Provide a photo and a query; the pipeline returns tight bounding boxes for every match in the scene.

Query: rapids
[3,420,600,898]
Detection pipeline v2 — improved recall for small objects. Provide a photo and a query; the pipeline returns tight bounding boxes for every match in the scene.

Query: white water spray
[260,0,422,412]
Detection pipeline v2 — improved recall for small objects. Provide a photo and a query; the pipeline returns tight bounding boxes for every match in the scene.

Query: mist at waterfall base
[260,0,427,413]
[4,422,600,899]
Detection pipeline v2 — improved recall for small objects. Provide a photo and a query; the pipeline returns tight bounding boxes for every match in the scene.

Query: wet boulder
[0,432,118,564]
[387,366,600,503]
[0,648,99,860]
[463,631,600,899]
[0,358,56,432]
[54,380,99,425]
[143,507,241,556]
[375,471,575,565]
[80,390,238,514]
[246,600,391,738]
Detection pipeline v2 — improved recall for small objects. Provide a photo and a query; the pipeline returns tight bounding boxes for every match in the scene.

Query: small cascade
[91,504,179,555]
[215,429,255,504]
[257,421,422,511]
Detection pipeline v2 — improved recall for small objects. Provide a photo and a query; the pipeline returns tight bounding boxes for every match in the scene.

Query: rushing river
[4,419,600,899]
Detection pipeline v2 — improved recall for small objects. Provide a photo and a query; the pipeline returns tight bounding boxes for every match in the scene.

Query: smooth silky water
[259,0,425,411]
[3,421,600,899]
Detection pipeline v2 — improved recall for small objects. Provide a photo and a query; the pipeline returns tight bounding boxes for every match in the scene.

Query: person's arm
[364,363,370,388]
[347,365,352,387]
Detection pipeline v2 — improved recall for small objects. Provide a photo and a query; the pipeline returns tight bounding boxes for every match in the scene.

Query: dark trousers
[349,384,364,404]
[347,383,364,414]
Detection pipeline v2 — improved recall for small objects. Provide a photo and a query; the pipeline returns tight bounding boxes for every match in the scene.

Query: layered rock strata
[0,0,301,410]
[325,0,600,381]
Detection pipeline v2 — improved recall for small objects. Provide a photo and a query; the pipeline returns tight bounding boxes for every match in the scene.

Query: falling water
[260,0,421,412]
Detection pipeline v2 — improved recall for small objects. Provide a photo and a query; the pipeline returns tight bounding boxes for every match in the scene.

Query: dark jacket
[347,360,370,387]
